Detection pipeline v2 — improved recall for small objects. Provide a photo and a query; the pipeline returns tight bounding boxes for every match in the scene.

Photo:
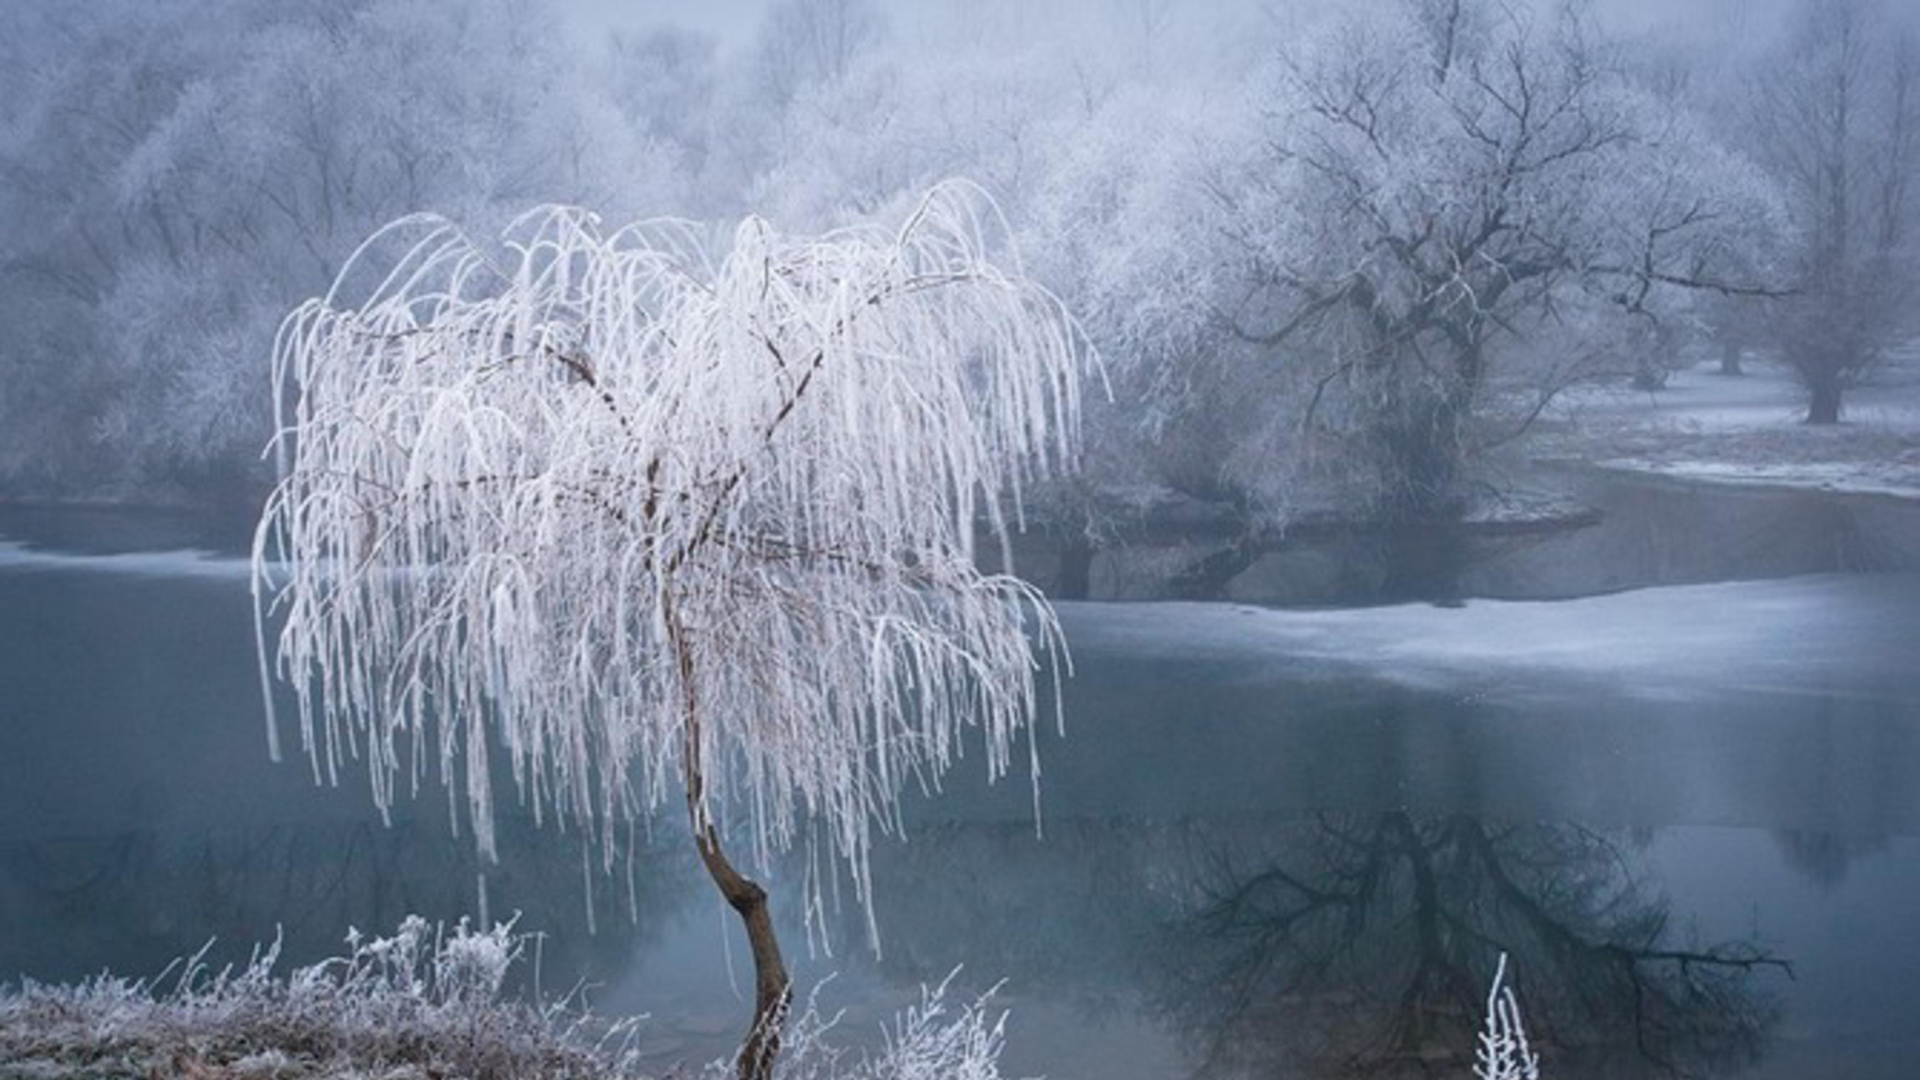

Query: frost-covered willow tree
[251,182,1089,1080]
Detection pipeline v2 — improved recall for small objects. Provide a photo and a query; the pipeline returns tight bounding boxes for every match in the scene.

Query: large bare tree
[1748,0,1919,423]
[251,183,1089,1080]
[1219,0,1783,519]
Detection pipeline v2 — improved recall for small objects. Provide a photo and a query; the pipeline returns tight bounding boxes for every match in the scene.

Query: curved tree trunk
[696,826,791,1080]
[666,592,792,1080]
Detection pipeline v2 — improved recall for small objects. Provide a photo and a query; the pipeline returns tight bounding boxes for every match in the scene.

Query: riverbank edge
[0,918,645,1080]
[10,457,1919,607]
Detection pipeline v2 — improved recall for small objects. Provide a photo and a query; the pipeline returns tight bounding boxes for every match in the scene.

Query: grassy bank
[0,919,1011,1080]
[1530,356,1920,501]
[0,918,640,1080]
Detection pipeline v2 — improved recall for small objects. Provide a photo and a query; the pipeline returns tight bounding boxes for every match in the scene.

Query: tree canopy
[255,182,1088,927]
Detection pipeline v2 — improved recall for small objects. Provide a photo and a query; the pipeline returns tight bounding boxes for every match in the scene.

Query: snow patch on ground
[1533,358,1920,501]
[1060,573,1919,700]
[0,540,248,579]
[1590,457,1920,500]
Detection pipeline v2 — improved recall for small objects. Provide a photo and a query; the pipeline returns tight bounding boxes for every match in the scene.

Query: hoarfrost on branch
[251,181,1092,946]
[1475,953,1542,1080]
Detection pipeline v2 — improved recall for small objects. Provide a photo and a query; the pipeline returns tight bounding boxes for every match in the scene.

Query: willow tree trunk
[696,827,791,1080]
[668,594,792,1080]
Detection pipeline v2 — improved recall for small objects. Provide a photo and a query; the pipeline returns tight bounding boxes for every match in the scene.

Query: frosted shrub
[722,973,1014,1080]
[0,920,1026,1080]
[299,915,520,1013]
[864,976,1011,1080]
[0,917,641,1080]
[435,918,518,1005]
[1475,954,1542,1080]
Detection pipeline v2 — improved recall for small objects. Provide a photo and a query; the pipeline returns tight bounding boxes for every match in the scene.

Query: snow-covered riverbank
[1535,355,1920,502]
[1059,572,1920,700]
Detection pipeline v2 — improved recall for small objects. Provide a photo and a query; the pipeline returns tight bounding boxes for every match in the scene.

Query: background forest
[1,0,1914,531]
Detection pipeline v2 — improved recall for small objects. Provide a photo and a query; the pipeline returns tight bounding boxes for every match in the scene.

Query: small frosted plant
[713,971,1012,1080]
[1475,953,1541,1080]
[0,916,645,1080]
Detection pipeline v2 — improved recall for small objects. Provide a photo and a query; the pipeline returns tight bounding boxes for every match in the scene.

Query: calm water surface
[2,497,1917,1079]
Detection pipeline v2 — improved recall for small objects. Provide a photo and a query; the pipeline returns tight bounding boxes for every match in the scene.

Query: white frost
[252,182,1092,946]
[1474,953,1541,1080]
[1060,573,1917,701]
[0,540,247,580]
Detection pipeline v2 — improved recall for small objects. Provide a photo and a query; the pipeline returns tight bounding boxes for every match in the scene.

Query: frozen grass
[0,920,1017,1080]
[737,974,1016,1080]
[0,916,640,1080]
[1529,356,1920,499]
[1474,955,1540,1080]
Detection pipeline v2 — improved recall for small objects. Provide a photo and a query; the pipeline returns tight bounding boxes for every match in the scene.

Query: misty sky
[563,0,763,46]
[558,0,1797,53]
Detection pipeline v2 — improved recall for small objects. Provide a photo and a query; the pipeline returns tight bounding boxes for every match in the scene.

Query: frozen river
[2,506,1918,1078]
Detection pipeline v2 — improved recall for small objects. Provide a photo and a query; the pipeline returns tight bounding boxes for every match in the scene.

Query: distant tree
[1216,0,1784,520]
[94,0,660,484]
[1747,0,1919,423]
[692,0,888,224]
[1617,23,1787,382]
[749,0,887,110]
[252,185,1089,1080]
[754,46,1071,229]
[0,0,668,499]
[1019,78,1257,511]
[0,1,242,492]
[606,25,722,210]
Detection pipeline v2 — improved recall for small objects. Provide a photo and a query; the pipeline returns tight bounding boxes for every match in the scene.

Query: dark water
[1035,466,1920,605]
[3,490,1919,1078]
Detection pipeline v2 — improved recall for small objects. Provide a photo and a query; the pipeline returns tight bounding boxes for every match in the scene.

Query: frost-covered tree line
[0,0,675,499]
[2,0,1914,515]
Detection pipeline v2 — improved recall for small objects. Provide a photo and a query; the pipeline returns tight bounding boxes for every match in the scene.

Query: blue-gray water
[3,491,1919,1078]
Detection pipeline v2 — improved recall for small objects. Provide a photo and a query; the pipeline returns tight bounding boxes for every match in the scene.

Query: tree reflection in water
[1153,812,1791,1079]
[1770,829,1890,890]
[2,809,1797,1078]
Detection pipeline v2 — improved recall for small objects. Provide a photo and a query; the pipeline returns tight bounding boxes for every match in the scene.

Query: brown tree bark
[665,590,792,1080]
[696,825,791,1080]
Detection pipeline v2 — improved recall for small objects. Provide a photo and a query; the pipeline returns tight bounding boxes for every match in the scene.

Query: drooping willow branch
[251,182,1096,950]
